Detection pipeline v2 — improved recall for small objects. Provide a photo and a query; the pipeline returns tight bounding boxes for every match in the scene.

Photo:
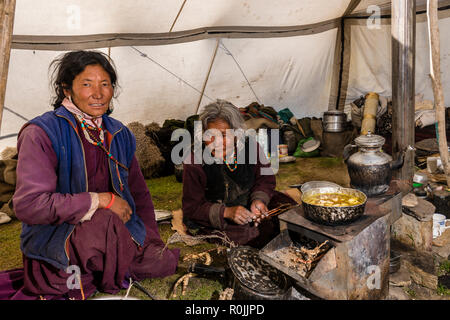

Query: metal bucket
[323,111,347,133]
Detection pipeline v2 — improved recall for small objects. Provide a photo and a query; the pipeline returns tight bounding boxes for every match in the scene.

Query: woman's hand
[99,192,132,223]
[224,205,254,225]
[250,200,268,226]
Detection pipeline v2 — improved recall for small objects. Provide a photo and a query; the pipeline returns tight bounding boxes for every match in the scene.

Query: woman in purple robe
[0,51,179,300]
[182,100,295,248]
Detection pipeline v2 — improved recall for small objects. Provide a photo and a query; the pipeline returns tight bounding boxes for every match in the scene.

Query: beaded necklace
[76,114,105,145]
[223,152,237,172]
[76,115,128,172]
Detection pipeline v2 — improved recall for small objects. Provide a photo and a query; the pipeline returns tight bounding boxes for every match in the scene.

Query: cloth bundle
[0,147,18,224]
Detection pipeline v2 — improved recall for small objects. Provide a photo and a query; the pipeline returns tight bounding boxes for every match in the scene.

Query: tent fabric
[2,1,450,153]
[342,9,450,106]
[12,0,350,35]
[4,30,338,138]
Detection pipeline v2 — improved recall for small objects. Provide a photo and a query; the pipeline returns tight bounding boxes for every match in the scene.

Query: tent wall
[2,1,450,153]
[2,29,338,152]
[12,0,349,35]
[342,8,450,107]
[0,0,354,152]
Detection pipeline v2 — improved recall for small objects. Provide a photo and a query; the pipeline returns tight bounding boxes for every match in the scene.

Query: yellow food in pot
[303,193,363,207]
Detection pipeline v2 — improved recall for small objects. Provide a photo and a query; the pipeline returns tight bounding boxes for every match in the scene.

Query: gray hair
[199,99,246,130]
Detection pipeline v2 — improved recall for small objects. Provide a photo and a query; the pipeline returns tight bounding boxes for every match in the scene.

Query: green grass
[405,287,417,299]
[438,260,450,276]
[275,156,349,191]
[0,157,351,299]
[147,175,183,211]
[437,284,450,296]
[0,219,22,270]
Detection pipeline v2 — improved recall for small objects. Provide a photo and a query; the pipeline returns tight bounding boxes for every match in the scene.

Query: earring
[67,96,73,103]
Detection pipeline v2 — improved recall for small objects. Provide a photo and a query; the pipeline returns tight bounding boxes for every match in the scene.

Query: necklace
[224,152,237,172]
[78,117,105,146]
[76,116,128,171]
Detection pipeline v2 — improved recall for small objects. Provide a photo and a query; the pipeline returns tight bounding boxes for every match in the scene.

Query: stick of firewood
[427,0,450,187]
[266,204,299,217]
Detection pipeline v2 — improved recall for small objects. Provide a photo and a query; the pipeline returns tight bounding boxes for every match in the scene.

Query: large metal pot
[343,132,405,197]
[323,110,347,133]
[188,246,291,300]
[301,186,367,225]
[227,246,291,300]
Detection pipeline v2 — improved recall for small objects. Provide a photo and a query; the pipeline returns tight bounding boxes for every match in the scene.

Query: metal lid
[323,110,346,115]
[301,138,320,153]
[227,246,290,295]
[354,132,385,148]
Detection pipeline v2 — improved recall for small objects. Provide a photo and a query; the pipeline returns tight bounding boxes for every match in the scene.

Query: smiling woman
[0,51,180,300]
[63,64,114,118]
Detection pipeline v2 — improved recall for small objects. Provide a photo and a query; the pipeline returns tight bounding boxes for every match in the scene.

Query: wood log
[404,259,438,290]
[427,0,450,187]
[0,0,16,133]
[391,0,416,182]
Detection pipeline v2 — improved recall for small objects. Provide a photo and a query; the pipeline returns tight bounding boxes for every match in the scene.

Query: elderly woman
[182,100,295,248]
[3,50,179,299]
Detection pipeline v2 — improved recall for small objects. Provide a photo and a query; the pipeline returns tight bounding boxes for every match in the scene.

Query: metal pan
[301,186,367,225]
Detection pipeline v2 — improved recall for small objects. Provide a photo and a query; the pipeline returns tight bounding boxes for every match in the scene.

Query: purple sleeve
[13,124,92,225]
[127,155,160,238]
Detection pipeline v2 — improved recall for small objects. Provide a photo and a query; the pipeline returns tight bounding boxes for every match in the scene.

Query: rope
[219,42,261,104]
[169,0,188,33]
[124,277,133,299]
[4,106,29,122]
[130,46,214,102]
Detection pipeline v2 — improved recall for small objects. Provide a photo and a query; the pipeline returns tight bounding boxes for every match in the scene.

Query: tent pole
[195,38,219,114]
[391,0,416,183]
[0,0,16,134]
[427,0,450,187]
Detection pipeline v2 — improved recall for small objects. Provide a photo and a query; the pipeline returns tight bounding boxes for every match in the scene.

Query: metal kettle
[343,132,405,197]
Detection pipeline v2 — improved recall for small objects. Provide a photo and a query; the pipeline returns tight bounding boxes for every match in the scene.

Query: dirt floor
[0,156,448,300]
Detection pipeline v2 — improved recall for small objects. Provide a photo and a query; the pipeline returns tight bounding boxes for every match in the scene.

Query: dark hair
[49,50,119,113]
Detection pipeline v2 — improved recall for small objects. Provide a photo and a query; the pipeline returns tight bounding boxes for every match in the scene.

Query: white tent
[1,0,449,152]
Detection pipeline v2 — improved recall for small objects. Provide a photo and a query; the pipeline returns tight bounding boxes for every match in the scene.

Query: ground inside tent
[0,157,448,300]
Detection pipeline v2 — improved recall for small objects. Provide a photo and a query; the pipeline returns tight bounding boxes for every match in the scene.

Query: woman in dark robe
[0,50,179,300]
[182,100,295,248]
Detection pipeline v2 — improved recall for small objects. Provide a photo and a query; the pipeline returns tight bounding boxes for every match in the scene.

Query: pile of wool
[127,122,165,178]
[0,147,17,221]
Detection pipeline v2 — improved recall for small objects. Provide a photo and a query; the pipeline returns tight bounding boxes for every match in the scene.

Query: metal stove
[259,181,403,300]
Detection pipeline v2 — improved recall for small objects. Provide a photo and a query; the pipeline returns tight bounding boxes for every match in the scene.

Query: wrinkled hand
[224,205,254,225]
[250,200,268,226]
[99,192,132,223]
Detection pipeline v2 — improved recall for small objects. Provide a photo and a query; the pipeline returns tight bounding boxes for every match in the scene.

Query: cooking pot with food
[301,186,367,225]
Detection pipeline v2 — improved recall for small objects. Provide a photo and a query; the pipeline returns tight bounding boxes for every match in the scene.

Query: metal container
[343,132,405,197]
[227,246,292,300]
[301,186,367,225]
[390,250,401,274]
[323,110,347,133]
[300,181,340,194]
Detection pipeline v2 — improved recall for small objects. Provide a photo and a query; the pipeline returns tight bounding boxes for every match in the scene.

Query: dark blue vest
[19,107,146,270]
